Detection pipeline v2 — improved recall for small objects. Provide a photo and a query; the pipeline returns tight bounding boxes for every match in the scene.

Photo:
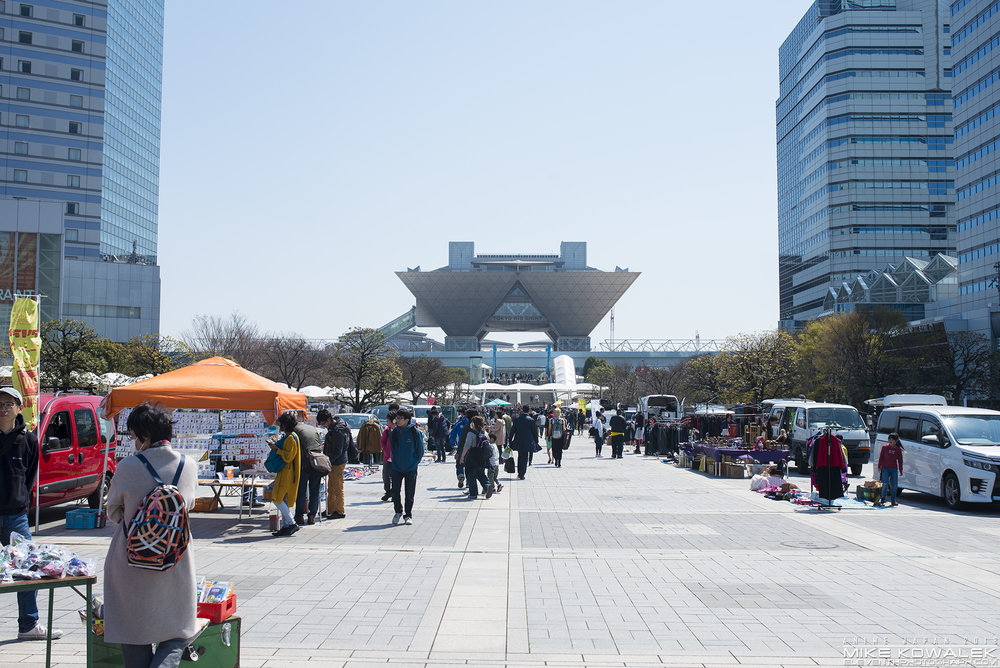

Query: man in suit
[509,404,539,480]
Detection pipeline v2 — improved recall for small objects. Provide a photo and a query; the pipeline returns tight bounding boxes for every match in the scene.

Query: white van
[638,395,681,421]
[768,401,871,476]
[873,405,1000,509]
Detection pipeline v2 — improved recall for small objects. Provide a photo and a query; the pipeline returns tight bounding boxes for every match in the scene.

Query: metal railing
[597,339,724,353]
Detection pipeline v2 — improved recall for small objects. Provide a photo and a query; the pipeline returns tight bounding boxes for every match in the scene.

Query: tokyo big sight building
[0,0,162,340]
[777,0,957,329]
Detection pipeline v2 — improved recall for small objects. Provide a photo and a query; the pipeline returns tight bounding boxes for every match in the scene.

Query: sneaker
[485,485,494,499]
[496,483,503,492]
[404,516,413,525]
[288,524,300,535]
[272,525,294,537]
[392,513,402,525]
[327,512,346,519]
[458,476,466,489]
[890,502,898,507]
[18,624,62,641]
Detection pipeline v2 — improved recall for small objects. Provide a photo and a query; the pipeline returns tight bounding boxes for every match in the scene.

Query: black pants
[611,435,624,459]
[391,469,417,517]
[434,437,447,461]
[466,464,490,496]
[595,436,604,456]
[382,460,392,494]
[517,450,530,478]
[295,468,324,518]
[551,437,565,465]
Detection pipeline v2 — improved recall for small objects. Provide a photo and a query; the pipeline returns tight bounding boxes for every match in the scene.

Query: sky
[157,0,812,346]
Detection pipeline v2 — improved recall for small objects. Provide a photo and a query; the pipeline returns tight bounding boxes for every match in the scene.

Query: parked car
[873,405,1000,509]
[768,400,870,476]
[369,404,415,426]
[333,413,377,443]
[34,393,118,509]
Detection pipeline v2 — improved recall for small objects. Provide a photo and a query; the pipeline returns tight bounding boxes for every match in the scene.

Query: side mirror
[44,437,61,452]
[99,433,107,445]
[920,434,940,445]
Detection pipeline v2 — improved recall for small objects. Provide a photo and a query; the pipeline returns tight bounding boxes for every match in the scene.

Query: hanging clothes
[809,432,847,503]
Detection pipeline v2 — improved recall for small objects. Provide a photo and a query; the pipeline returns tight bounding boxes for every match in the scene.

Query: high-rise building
[944,0,1000,338]
[777,0,956,329]
[0,0,163,340]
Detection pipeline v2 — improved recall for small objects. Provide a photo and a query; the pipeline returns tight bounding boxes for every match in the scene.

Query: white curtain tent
[467,381,600,405]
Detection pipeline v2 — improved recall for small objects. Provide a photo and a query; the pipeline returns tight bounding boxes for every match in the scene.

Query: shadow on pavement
[345,524,395,532]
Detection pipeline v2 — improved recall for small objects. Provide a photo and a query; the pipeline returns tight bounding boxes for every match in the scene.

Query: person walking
[318,410,353,519]
[270,413,302,536]
[449,410,470,489]
[593,413,606,457]
[609,411,627,459]
[428,408,450,462]
[548,408,568,467]
[389,408,424,525]
[487,432,503,494]
[293,418,325,525]
[489,411,506,452]
[0,387,62,642]
[460,416,492,499]
[379,412,395,502]
[104,402,197,667]
[576,410,586,435]
[510,404,538,480]
[876,432,904,507]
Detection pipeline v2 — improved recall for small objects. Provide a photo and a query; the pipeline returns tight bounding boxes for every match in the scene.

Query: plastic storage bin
[197,594,236,623]
[66,508,105,529]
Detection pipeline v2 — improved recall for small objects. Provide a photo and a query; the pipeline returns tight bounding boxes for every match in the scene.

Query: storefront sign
[0,289,39,304]
[9,297,41,430]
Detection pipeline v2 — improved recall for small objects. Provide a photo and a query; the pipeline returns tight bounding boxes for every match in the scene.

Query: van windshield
[413,407,432,420]
[808,408,865,430]
[943,415,1000,446]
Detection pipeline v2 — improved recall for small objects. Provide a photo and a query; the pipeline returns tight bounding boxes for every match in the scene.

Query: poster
[9,297,41,430]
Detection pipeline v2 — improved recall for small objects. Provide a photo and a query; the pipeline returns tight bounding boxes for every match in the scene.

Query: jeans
[382,459,392,494]
[433,437,447,462]
[516,450,530,478]
[121,637,189,668]
[455,457,465,481]
[1,513,38,632]
[551,437,565,466]
[880,467,899,504]
[391,469,417,517]
[295,468,324,518]
[465,464,490,497]
[275,500,294,529]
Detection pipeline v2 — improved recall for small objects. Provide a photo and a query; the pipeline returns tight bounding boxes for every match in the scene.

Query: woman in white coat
[103,403,198,668]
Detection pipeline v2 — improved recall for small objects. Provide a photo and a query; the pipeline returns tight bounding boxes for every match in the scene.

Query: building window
[69,94,83,108]
[67,174,80,188]
[68,121,81,134]
[71,40,83,53]
[17,30,30,44]
[14,141,27,155]
[70,68,82,81]
[66,202,78,214]
[65,228,79,242]
[15,114,28,128]
[13,169,27,183]
[73,14,84,27]
[19,4,31,17]
[16,87,28,100]
[68,147,81,161]
[18,60,30,74]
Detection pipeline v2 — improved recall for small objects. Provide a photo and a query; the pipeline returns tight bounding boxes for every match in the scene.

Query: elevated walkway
[378,307,416,339]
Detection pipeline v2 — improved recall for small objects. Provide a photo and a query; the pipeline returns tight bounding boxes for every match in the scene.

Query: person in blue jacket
[449,411,469,489]
[390,408,425,525]
[509,404,539,480]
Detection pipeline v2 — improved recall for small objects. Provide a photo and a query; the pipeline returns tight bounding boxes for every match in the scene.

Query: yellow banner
[9,298,41,430]
[578,398,586,412]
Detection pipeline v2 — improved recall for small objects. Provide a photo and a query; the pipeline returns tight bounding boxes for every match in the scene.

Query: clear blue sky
[157,0,810,344]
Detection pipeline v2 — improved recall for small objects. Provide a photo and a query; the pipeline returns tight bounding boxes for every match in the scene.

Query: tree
[259,334,324,390]
[584,358,612,385]
[40,318,102,390]
[676,355,722,405]
[328,328,402,412]
[715,330,798,404]
[116,334,192,377]
[398,355,456,403]
[581,355,605,380]
[636,364,686,398]
[183,311,266,373]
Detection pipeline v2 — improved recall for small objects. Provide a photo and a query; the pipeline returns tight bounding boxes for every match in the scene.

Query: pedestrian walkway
[4,445,1000,667]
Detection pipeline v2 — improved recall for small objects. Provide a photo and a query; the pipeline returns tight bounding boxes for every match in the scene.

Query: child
[487,433,503,495]
[876,432,903,507]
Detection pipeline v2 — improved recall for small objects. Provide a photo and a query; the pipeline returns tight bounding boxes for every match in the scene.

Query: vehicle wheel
[796,448,809,474]
[88,473,113,509]
[942,472,962,510]
[851,464,863,477]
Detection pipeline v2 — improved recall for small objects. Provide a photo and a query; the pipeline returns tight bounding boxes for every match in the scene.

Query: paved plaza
[3,443,1000,667]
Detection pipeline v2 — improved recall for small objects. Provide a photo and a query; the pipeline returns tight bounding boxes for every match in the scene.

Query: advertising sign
[9,297,41,430]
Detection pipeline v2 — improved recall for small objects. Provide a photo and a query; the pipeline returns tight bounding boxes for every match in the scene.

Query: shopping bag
[504,458,516,473]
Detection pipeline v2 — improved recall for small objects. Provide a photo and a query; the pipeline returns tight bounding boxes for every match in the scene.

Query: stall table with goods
[680,438,789,477]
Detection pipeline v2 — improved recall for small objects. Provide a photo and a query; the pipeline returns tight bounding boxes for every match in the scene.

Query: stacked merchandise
[0,531,96,582]
[114,408,134,458]
[343,466,377,481]
[216,411,273,468]
[172,410,220,479]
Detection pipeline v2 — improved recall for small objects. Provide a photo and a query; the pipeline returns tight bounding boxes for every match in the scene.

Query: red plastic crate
[197,593,236,623]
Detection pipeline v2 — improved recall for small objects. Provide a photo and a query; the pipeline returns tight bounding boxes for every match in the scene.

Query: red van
[33,394,117,508]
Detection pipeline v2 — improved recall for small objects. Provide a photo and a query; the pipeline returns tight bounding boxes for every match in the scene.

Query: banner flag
[9,297,41,430]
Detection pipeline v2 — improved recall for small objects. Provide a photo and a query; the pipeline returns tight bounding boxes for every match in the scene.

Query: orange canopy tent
[101,356,307,424]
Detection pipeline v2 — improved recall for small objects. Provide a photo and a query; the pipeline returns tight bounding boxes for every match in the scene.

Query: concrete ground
[2,438,999,667]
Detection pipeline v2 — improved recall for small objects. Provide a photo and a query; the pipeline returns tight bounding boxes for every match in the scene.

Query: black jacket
[323,418,355,466]
[509,413,539,452]
[610,414,628,434]
[0,414,38,515]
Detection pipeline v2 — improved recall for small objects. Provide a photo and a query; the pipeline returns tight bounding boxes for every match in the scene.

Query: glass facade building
[0,0,162,340]
[777,0,956,329]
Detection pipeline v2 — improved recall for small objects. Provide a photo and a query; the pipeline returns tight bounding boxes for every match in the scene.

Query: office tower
[777,0,955,329]
[0,0,163,340]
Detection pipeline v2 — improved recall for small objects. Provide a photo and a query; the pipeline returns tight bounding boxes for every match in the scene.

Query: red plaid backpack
[125,453,190,571]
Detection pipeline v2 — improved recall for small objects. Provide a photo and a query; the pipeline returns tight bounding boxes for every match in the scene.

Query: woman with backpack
[460,416,492,499]
[103,402,199,668]
[548,408,568,468]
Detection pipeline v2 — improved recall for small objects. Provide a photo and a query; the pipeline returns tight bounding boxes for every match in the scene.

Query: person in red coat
[876,432,904,507]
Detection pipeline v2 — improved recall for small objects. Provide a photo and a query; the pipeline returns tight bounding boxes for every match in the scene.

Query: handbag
[307,450,333,474]
[504,457,516,473]
[264,448,286,474]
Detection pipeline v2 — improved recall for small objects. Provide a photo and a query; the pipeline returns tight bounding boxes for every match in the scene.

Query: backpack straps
[171,458,185,486]
[135,453,165,486]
